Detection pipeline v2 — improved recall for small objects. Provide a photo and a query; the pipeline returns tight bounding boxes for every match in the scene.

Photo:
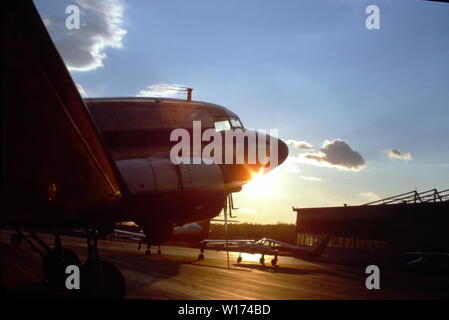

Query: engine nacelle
[116,156,225,195]
[116,155,226,226]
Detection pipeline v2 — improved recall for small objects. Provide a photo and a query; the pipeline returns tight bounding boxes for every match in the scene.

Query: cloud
[385,149,412,161]
[238,207,258,215]
[282,157,301,173]
[137,83,187,98]
[285,139,314,150]
[300,176,323,182]
[303,139,366,171]
[46,0,126,71]
[75,83,87,97]
[173,223,201,235]
[360,192,381,202]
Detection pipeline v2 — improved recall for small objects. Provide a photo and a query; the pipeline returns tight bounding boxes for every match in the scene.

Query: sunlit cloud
[75,83,87,97]
[285,139,314,151]
[44,0,127,71]
[303,139,366,171]
[300,176,323,182]
[137,83,187,98]
[385,149,412,161]
[283,157,301,173]
[360,192,381,202]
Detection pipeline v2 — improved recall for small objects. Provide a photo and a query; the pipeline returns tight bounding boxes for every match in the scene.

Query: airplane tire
[237,257,242,264]
[145,249,151,256]
[11,233,22,245]
[157,249,162,255]
[259,257,265,264]
[271,258,278,266]
[42,247,81,288]
[198,254,204,260]
[81,261,126,299]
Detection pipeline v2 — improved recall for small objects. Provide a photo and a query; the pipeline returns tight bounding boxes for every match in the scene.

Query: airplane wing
[201,239,255,245]
[113,229,146,239]
[2,1,128,228]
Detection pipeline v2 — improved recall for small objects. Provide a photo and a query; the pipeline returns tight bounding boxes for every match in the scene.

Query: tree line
[209,223,297,245]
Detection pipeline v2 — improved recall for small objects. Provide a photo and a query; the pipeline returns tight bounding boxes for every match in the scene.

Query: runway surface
[1,230,447,299]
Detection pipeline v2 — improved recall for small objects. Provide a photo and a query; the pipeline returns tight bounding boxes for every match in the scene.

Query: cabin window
[214,119,231,132]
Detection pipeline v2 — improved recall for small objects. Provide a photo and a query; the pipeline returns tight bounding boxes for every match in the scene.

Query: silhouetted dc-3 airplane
[199,235,331,266]
[1,1,288,298]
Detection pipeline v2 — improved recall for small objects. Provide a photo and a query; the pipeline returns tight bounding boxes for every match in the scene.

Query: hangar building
[293,189,449,266]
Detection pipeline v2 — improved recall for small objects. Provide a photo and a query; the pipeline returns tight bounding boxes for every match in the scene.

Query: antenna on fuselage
[165,85,193,101]
[186,88,193,102]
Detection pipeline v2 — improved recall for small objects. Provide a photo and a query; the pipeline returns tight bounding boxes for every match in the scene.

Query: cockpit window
[230,117,243,128]
[214,118,231,132]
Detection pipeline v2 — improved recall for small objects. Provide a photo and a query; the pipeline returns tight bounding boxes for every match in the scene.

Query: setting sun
[242,169,278,197]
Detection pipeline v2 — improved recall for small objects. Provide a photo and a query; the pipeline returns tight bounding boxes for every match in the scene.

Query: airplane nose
[260,133,288,174]
[217,129,289,191]
[277,137,289,167]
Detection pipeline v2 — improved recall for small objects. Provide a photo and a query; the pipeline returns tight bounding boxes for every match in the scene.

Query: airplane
[111,221,210,255]
[1,1,288,298]
[83,96,284,256]
[199,234,331,266]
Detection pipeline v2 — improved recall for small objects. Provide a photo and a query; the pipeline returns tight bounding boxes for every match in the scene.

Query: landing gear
[14,228,126,298]
[271,257,278,266]
[237,256,242,264]
[137,220,173,257]
[13,229,81,288]
[42,247,81,288]
[198,246,205,260]
[259,255,265,265]
[80,229,126,299]
[81,260,126,299]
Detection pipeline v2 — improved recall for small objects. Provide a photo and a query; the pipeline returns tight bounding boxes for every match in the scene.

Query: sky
[34,0,449,224]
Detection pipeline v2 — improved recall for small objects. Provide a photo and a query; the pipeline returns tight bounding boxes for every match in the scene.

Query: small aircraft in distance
[111,222,208,255]
[199,234,331,266]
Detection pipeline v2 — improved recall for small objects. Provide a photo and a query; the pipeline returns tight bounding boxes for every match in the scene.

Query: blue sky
[35,0,449,223]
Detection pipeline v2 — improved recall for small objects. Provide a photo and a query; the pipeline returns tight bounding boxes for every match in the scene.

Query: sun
[242,169,277,197]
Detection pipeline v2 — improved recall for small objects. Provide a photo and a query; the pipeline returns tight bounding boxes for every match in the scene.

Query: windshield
[214,118,231,132]
[230,117,243,128]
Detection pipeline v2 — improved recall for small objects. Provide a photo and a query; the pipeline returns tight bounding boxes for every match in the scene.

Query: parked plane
[84,96,286,255]
[112,221,210,255]
[2,1,288,298]
[199,235,331,266]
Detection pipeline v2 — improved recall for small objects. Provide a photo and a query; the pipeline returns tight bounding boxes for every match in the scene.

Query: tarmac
[1,230,447,299]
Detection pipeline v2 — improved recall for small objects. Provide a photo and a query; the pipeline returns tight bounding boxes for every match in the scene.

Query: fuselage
[86,97,289,193]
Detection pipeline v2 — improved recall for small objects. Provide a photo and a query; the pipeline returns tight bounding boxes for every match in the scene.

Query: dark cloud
[385,149,412,161]
[304,139,366,171]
